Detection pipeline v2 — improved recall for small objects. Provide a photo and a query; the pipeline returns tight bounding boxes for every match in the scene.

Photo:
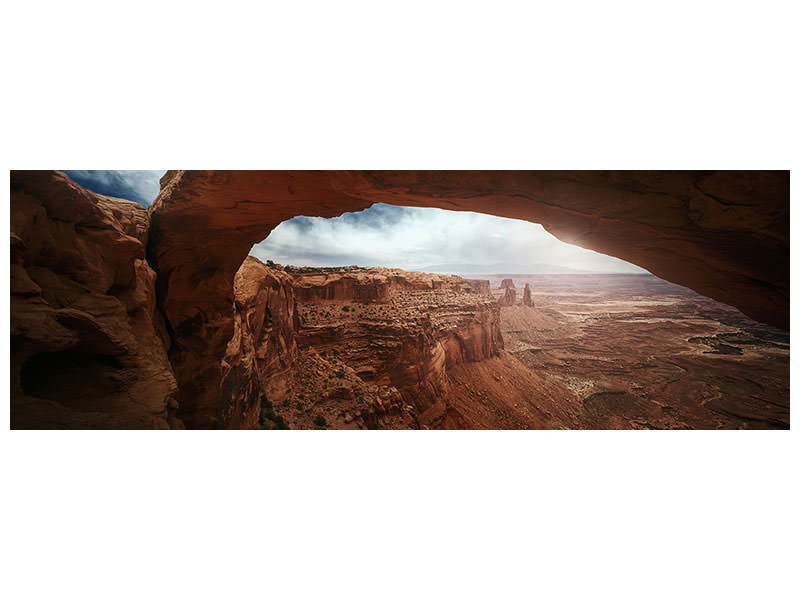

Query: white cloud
[63,170,165,206]
[250,204,647,274]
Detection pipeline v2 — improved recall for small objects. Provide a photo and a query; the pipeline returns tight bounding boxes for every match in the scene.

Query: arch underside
[146,170,788,427]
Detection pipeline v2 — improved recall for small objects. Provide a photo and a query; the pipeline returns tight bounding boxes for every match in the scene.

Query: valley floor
[491,274,789,429]
[265,272,789,430]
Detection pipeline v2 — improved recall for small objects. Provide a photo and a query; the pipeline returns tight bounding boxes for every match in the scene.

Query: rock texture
[219,257,299,429]
[498,274,789,429]
[523,284,534,307]
[499,278,516,290]
[499,287,517,307]
[9,169,789,429]
[291,267,491,303]
[290,268,503,428]
[145,170,788,427]
[10,171,178,429]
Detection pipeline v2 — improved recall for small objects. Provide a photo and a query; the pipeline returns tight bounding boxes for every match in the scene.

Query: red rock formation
[219,257,299,429]
[291,270,391,304]
[145,170,788,427]
[9,170,789,428]
[498,287,517,307]
[291,267,491,304]
[463,279,491,295]
[499,278,516,290]
[292,269,503,427]
[10,171,178,429]
[523,284,534,307]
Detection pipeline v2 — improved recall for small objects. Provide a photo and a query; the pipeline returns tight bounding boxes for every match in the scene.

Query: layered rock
[291,269,502,427]
[499,278,516,290]
[10,171,178,429]
[290,269,391,304]
[219,257,299,429]
[291,267,490,303]
[9,169,789,429]
[498,287,517,307]
[523,284,534,307]
[146,170,788,427]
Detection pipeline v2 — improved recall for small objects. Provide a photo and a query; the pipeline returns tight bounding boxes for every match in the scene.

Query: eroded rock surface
[146,170,788,427]
[497,274,789,429]
[499,278,516,290]
[523,284,534,307]
[498,287,517,307]
[10,171,178,429]
[219,257,299,429]
[288,268,504,428]
[10,170,789,429]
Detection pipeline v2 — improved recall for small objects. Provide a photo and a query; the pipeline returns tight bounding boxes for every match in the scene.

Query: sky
[61,170,645,274]
[251,205,645,273]
[63,170,166,206]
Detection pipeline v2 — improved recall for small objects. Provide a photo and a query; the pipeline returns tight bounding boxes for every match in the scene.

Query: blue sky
[63,170,166,206]
[61,170,644,273]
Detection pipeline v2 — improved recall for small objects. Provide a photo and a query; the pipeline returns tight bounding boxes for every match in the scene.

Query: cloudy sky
[63,170,166,206]
[251,205,645,273]
[62,170,644,273]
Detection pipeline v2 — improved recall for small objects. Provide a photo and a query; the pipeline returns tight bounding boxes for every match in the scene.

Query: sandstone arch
[147,170,788,427]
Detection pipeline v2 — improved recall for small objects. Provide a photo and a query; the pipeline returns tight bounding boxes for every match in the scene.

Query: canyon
[9,170,790,429]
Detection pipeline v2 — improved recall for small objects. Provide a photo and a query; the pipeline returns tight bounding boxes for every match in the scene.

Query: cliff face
[523,284,534,307]
[10,171,178,429]
[292,271,391,303]
[291,268,491,302]
[219,257,299,429]
[146,170,788,427]
[499,278,516,290]
[9,169,790,429]
[292,269,502,427]
[498,287,517,307]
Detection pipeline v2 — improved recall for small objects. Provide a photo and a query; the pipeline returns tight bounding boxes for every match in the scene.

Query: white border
[2,2,797,599]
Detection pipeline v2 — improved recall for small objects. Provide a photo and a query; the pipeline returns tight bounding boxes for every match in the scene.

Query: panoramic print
[9,170,789,429]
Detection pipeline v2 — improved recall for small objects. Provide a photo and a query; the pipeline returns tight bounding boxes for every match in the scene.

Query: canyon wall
[291,268,492,303]
[10,171,178,428]
[147,170,788,427]
[292,269,503,427]
[10,170,789,428]
[219,257,299,429]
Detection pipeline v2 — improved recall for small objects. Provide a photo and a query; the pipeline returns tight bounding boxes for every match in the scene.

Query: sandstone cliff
[498,287,517,307]
[288,269,502,427]
[291,267,491,303]
[523,284,534,307]
[499,278,516,290]
[219,257,299,428]
[10,171,178,429]
[145,170,788,427]
[9,169,790,429]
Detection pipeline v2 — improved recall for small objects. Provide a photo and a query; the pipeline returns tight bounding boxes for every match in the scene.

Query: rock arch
[147,170,788,427]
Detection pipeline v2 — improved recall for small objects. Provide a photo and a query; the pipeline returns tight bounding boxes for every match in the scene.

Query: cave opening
[20,350,126,412]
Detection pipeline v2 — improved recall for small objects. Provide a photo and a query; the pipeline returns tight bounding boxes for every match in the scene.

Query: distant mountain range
[418,262,601,275]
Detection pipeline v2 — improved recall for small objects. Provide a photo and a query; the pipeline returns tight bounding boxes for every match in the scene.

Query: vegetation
[259,397,289,430]
[284,265,366,275]
[313,414,327,427]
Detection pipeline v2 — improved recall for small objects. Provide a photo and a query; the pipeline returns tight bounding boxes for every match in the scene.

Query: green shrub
[313,414,327,427]
[259,398,290,430]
